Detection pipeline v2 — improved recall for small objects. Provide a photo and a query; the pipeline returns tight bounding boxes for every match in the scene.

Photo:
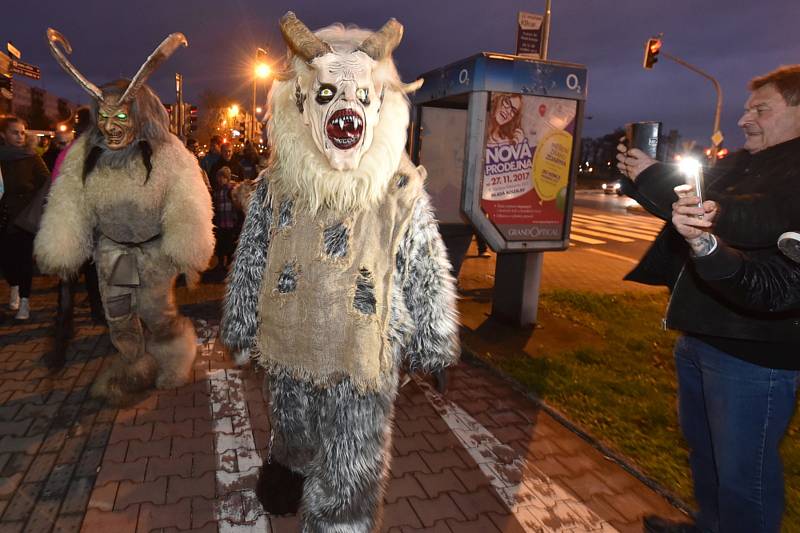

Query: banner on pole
[516,12,544,59]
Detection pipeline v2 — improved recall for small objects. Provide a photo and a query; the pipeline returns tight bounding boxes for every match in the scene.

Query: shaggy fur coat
[222,103,459,533]
[35,134,214,404]
[221,23,459,529]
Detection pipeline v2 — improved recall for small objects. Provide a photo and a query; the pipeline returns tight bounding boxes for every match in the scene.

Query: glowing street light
[255,63,271,79]
[228,104,239,118]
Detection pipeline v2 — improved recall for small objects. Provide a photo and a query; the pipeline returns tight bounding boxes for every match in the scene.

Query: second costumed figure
[221,12,460,532]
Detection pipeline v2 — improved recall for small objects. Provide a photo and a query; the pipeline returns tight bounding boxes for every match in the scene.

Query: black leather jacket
[693,241,800,313]
[621,136,800,355]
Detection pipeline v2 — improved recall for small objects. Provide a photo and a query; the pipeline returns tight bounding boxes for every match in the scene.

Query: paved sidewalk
[0,261,686,532]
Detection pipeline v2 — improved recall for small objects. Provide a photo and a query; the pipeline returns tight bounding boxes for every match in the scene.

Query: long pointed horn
[357,19,403,61]
[119,33,188,104]
[46,28,104,102]
[279,12,332,62]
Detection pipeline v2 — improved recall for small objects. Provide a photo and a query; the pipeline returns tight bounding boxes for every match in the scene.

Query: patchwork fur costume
[35,134,214,405]
[221,16,460,532]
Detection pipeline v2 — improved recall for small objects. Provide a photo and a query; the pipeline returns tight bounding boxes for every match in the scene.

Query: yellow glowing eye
[116,113,128,120]
[320,88,333,98]
[99,112,109,119]
[356,88,368,101]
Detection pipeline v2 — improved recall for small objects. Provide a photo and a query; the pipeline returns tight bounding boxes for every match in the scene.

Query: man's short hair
[210,135,223,146]
[0,114,25,133]
[750,65,800,106]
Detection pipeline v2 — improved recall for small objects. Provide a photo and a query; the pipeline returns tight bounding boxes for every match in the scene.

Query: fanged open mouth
[326,109,363,150]
[106,132,125,144]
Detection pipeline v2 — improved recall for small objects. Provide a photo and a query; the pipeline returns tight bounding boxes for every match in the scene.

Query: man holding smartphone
[616,65,800,533]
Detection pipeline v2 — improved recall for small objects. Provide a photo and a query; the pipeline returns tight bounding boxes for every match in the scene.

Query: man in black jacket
[617,65,800,533]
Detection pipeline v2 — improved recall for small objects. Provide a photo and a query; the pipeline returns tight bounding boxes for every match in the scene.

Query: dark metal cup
[626,121,661,160]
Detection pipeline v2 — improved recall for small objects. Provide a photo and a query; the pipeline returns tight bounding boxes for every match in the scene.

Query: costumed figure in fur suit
[221,12,460,532]
[35,29,215,405]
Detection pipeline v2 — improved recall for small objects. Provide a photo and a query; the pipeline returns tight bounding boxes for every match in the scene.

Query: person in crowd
[617,65,800,533]
[36,135,50,157]
[212,167,238,270]
[200,134,222,178]
[186,137,199,156]
[0,115,50,321]
[45,107,105,370]
[42,130,74,172]
[209,142,243,188]
[239,141,259,180]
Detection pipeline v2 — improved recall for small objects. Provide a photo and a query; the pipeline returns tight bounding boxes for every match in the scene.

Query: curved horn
[279,12,332,62]
[120,33,188,104]
[357,18,403,61]
[46,28,104,102]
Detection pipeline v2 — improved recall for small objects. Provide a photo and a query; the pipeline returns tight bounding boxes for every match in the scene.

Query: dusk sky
[3,0,799,149]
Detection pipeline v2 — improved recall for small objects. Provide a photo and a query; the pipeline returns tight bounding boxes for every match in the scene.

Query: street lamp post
[660,50,724,162]
[253,48,270,143]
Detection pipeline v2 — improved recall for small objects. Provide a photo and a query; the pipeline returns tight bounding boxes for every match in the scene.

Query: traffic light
[643,38,662,69]
[187,104,198,132]
[0,76,12,97]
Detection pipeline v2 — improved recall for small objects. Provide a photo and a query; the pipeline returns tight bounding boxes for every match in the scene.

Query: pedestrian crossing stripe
[574,213,663,233]
[568,226,635,243]
[569,212,664,246]
[573,222,657,241]
[569,233,605,245]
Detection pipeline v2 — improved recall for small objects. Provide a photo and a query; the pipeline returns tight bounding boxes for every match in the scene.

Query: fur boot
[146,315,197,389]
[265,371,396,532]
[91,313,158,405]
[256,459,306,515]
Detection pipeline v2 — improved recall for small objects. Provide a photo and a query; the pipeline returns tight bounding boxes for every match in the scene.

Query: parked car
[601,179,623,195]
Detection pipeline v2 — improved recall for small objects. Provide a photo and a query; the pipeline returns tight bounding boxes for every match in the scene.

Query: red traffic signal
[643,38,662,69]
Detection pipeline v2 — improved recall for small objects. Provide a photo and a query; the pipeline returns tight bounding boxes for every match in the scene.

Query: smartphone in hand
[678,158,704,217]
[778,231,800,264]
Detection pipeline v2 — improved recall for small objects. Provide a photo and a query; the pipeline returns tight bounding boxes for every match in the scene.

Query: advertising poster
[480,92,576,241]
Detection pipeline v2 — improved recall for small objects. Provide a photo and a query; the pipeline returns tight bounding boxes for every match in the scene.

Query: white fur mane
[267,24,410,215]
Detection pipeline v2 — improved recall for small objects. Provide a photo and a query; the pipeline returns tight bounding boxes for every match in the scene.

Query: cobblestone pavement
[0,273,687,532]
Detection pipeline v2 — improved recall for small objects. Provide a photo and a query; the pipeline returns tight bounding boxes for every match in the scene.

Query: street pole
[661,51,723,162]
[541,0,552,60]
[175,73,184,140]
[251,76,256,143]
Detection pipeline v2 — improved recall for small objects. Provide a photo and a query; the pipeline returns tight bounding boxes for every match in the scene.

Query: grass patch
[469,289,800,528]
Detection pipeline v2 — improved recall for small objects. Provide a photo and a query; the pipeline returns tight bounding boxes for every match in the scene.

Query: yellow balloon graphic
[531,129,572,201]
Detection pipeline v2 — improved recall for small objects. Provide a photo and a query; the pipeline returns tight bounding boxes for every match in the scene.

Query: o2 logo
[566,73,581,93]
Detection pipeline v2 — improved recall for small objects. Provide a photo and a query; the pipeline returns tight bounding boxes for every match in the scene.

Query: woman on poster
[487,93,525,146]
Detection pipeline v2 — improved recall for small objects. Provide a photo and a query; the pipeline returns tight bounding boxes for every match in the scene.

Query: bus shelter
[410,52,588,325]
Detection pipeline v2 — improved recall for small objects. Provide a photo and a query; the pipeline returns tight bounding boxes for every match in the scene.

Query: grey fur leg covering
[147,315,198,390]
[91,315,158,405]
[300,377,397,533]
[268,371,320,471]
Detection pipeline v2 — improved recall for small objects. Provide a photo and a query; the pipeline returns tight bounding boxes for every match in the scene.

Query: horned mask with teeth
[46,28,186,151]
[280,12,404,171]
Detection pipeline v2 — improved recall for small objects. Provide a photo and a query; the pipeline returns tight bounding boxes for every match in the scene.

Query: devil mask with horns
[47,28,186,152]
[280,13,412,171]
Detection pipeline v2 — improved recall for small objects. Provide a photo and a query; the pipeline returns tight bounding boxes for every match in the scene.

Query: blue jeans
[674,335,799,533]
